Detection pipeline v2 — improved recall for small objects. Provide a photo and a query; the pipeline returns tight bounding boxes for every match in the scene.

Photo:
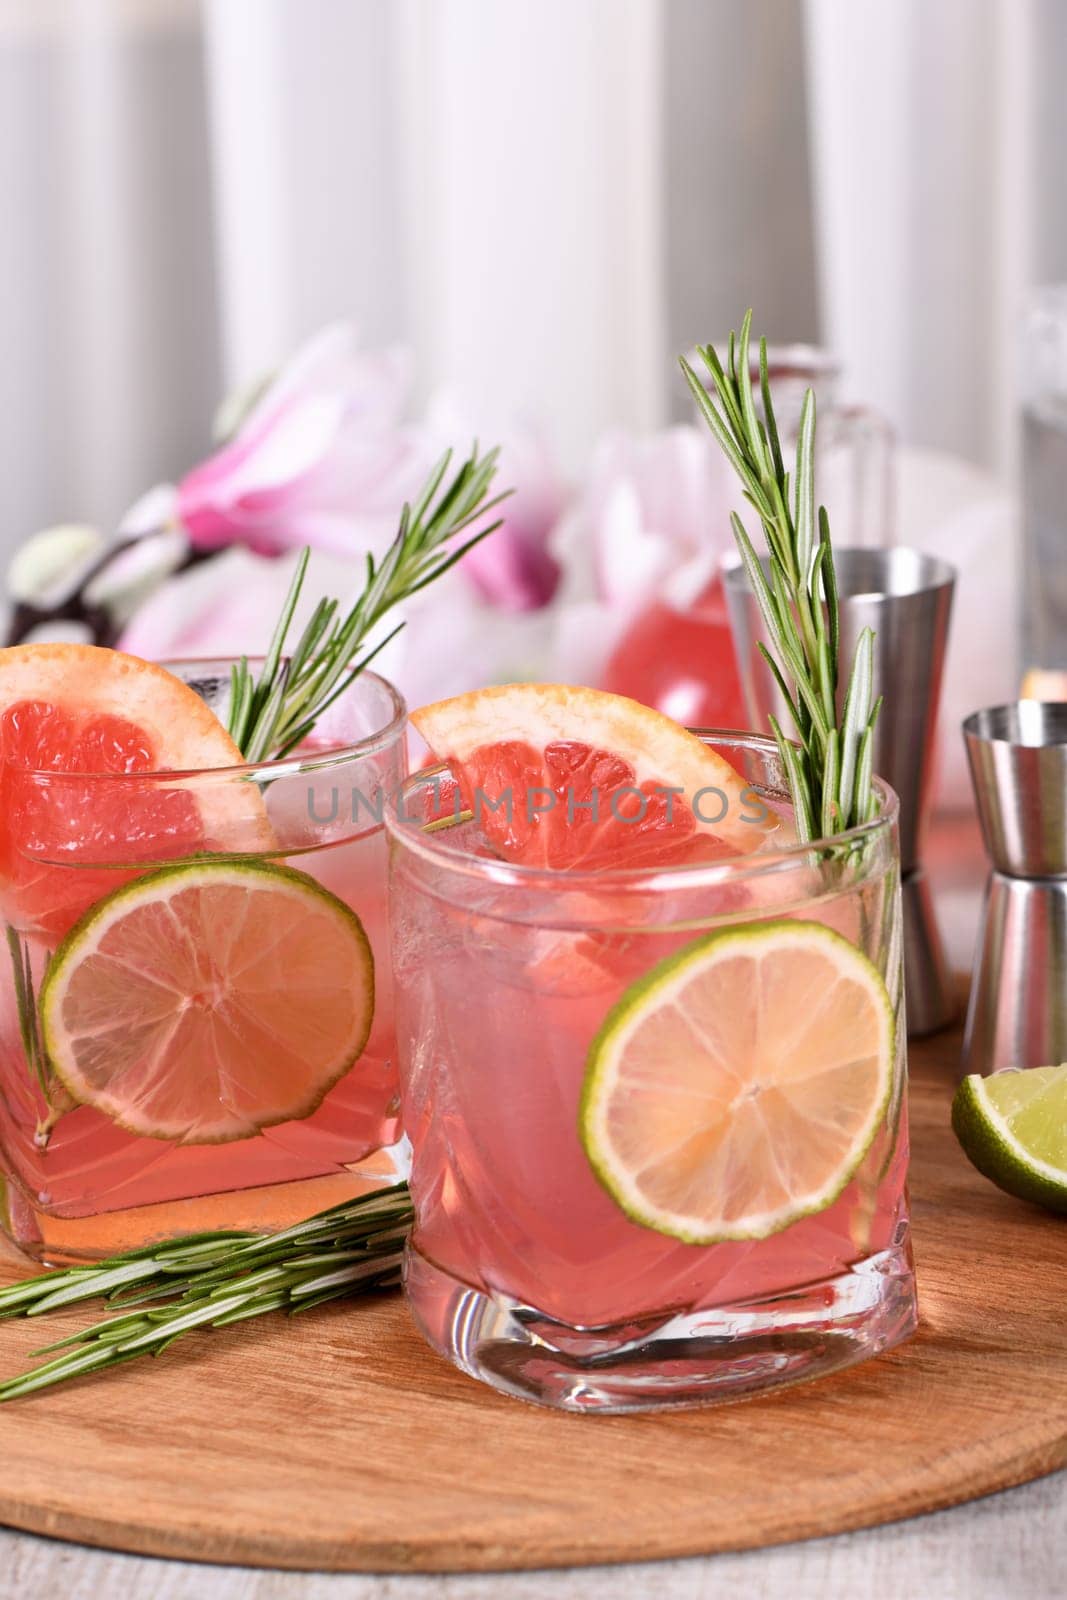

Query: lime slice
[40,858,373,1145]
[579,919,895,1243]
[952,1067,1067,1214]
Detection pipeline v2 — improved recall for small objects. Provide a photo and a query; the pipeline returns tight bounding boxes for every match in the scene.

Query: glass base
[405,1240,918,1414]
[0,1140,410,1266]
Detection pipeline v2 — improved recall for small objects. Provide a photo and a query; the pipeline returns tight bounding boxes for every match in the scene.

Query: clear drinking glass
[0,664,407,1262]
[387,732,917,1412]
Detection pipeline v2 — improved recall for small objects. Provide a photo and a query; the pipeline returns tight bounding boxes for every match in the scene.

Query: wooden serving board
[0,1016,1063,1574]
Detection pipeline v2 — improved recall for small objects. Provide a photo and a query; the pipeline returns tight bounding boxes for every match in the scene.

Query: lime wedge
[952,1067,1067,1214]
[40,858,373,1145]
[579,919,895,1244]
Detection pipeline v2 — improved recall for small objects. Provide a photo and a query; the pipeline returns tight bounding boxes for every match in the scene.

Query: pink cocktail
[388,731,917,1412]
[0,665,407,1262]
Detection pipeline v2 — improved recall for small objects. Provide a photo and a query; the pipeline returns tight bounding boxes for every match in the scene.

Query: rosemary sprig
[680,311,881,839]
[0,1184,413,1399]
[5,927,47,1101]
[4,927,69,1143]
[228,445,508,761]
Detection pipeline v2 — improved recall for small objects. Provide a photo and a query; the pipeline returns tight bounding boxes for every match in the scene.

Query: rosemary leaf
[685,315,880,834]
[817,508,840,675]
[794,390,817,581]
[821,728,840,838]
[736,312,770,486]
[227,445,508,761]
[856,699,883,824]
[0,1184,413,1399]
[770,713,814,841]
[756,644,804,751]
[261,546,309,689]
[838,626,875,828]
[23,1260,165,1317]
[730,516,787,659]
[700,341,748,446]
[854,724,876,825]
[0,1344,119,1401]
[6,928,36,1085]
[681,358,763,502]
[5,929,53,1108]
[759,338,785,483]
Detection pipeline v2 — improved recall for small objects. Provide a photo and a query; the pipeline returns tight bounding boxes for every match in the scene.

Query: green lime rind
[39,857,374,1145]
[951,1068,1067,1215]
[579,918,896,1246]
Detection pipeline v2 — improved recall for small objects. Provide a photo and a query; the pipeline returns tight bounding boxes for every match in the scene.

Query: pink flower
[176,325,434,559]
[425,393,567,612]
[116,548,560,718]
[118,547,360,664]
[114,332,573,691]
[571,425,736,610]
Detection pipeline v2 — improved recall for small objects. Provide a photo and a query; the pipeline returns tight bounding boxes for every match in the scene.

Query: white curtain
[805,0,1040,478]
[201,0,668,468]
[0,0,219,553]
[0,0,1062,554]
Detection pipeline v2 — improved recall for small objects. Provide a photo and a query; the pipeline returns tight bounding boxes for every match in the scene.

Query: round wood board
[0,1015,1063,1574]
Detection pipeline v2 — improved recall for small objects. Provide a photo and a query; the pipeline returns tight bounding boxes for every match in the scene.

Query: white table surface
[0,816,1063,1600]
[2,1474,1064,1600]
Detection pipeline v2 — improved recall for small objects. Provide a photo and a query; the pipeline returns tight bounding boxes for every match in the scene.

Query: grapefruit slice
[40,859,373,1144]
[580,920,894,1242]
[411,683,773,869]
[0,643,273,941]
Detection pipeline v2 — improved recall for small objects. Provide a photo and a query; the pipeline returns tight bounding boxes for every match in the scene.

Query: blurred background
[5,0,1064,524]
[2,0,1066,785]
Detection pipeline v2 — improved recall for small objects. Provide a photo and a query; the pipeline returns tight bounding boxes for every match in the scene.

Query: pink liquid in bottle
[600,572,749,730]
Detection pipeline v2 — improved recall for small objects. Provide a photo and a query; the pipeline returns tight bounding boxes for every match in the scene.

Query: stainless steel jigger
[725,547,957,1036]
[962,701,1067,1075]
